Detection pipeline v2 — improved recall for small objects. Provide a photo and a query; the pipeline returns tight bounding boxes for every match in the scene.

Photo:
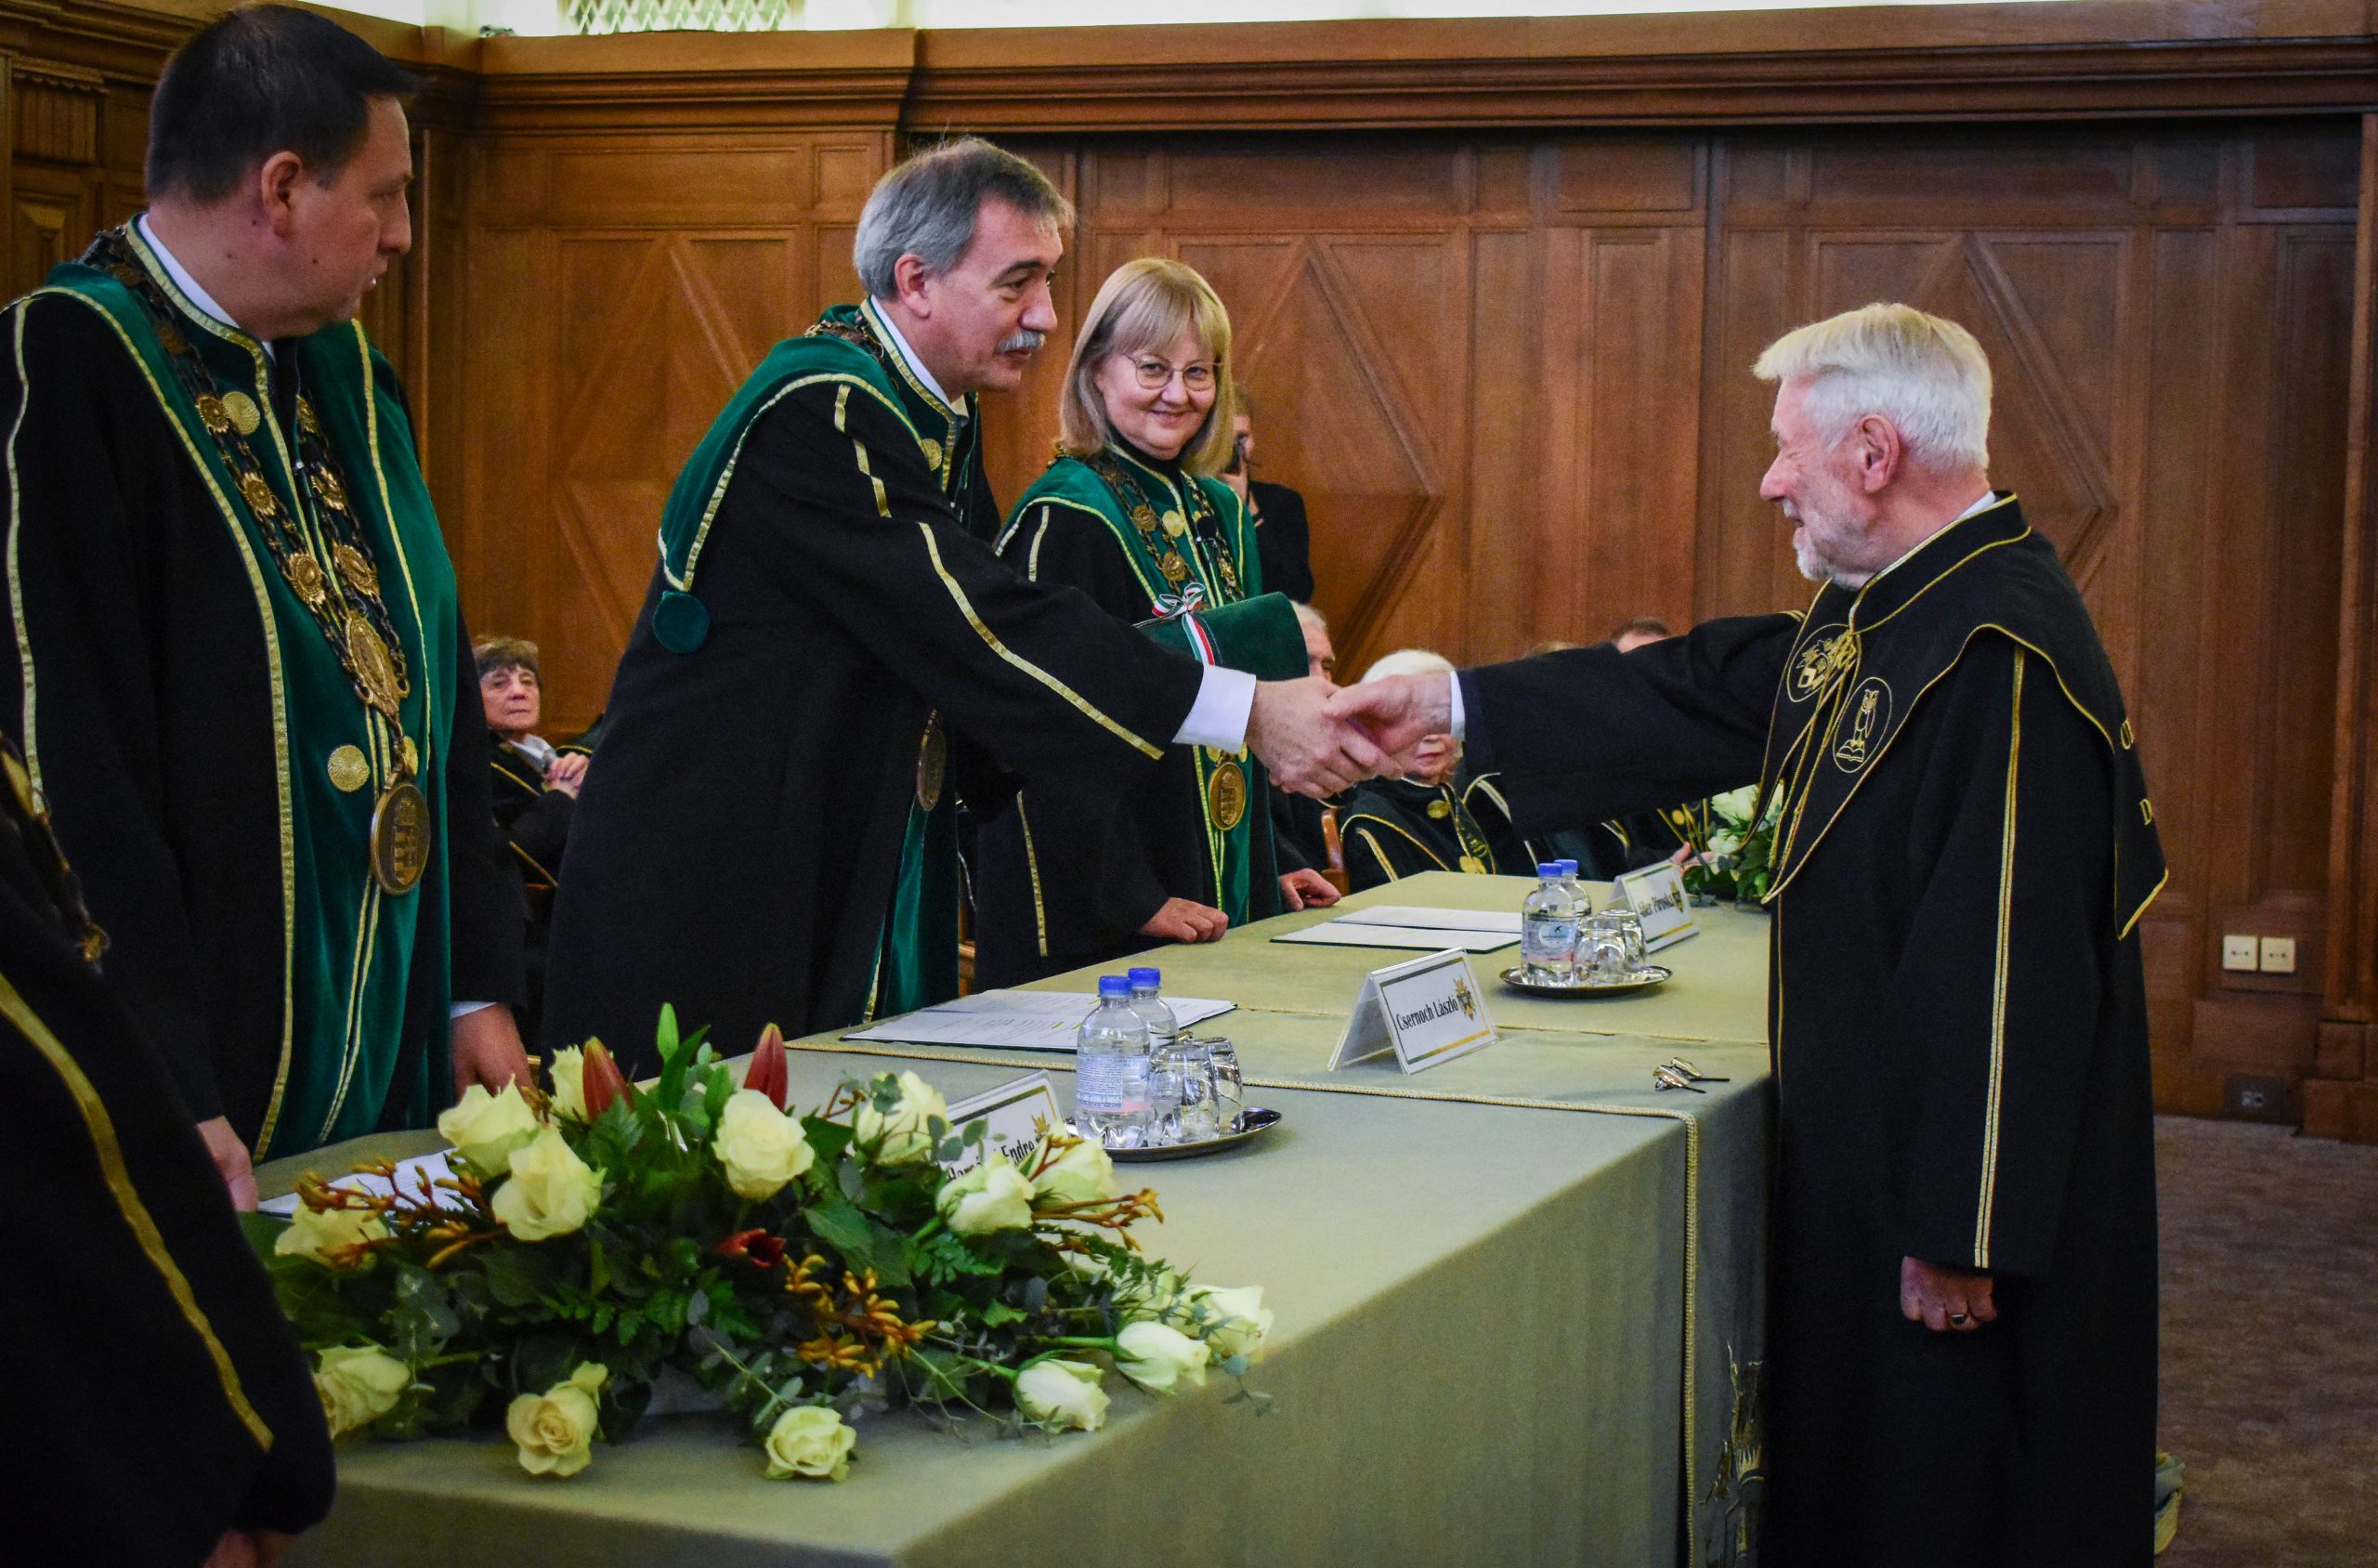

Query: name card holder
[1612,862,1698,952]
[1328,948,1498,1075]
[943,1072,1065,1176]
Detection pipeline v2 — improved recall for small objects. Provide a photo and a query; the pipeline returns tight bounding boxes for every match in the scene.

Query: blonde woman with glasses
[975,259,1334,986]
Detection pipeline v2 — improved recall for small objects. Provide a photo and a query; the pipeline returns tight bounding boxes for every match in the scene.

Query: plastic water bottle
[1554,857,1595,920]
[1130,967,1214,1143]
[1522,862,1581,984]
[1127,967,1178,1056]
[1075,975,1152,1149]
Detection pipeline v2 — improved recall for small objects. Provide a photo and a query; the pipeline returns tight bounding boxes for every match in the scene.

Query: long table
[262,873,1770,1567]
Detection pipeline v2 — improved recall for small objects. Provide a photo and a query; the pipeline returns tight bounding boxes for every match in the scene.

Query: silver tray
[1108,1107,1283,1162]
[1498,964,1673,998]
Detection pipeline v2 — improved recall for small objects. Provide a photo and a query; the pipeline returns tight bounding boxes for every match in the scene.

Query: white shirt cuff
[1447,673,1466,741]
[451,1000,497,1019]
[1174,665,1257,751]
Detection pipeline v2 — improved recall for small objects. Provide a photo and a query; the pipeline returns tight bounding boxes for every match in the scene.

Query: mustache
[997,329,1047,355]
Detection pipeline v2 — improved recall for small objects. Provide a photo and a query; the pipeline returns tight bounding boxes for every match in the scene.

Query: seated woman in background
[477,637,586,1037]
[1338,648,1532,889]
[973,258,1336,987]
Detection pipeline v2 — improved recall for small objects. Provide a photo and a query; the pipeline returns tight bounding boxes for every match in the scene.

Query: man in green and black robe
[975,440,1305,986]
[1339,307,2162,1566]
[0,736,335,1564]
[542,142,1371,1074]
[1338,762,1534,889]
[0,10,527,1192]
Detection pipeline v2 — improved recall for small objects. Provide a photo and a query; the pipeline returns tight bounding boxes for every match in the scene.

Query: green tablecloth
[261,874,1770,1567]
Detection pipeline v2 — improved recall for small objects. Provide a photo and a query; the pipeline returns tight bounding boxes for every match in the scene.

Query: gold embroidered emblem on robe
[220,390,261,436]
[326,745,371,792]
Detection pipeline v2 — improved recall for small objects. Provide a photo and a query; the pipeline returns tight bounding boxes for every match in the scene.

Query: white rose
[712,1089,817,1202]
[314,1345,411,1437]
[1712,785,1761,825]
[852,1071,947,1165]
[1116,1263,1185,1322]
[762,1405,856,1482]
[437,1082,542,1178]
[547,1047,589,1122]
[1013,1358,1108,1432]
[936,1155,1035,1235]
[491,1127,603,1242]
[506,1363,607,1478]
[275,1203,388,1270]
[1708,828,1744,857]
[1114,1320,1209,1394]
[1178,1283,1274,1363]
[1029,1135,1116,1206]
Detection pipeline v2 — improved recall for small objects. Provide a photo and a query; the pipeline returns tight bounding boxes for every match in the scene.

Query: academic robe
[541,302,1205,1073]
[1462,497,2162,1567]
[1248,477,1314,604]
[490,736,571,1039]
[0,223,523,1162]
[0,736,336,1564]
[1339,769,1533,890]
[975,445,1280,986]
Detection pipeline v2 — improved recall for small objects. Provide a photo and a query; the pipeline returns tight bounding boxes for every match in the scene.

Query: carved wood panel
[451,132,891,732]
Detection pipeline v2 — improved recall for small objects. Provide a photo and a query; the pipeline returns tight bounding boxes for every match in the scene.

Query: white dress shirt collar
[136,215,267,356]
[865,299,966,425]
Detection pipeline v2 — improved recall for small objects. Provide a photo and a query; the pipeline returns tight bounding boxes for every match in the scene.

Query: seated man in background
[1222,383,1314,604]
[477,637,582,1039]
[1339,649,1530,888]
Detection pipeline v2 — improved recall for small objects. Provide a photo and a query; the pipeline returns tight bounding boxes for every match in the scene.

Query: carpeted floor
[2157,1116,2378,1565]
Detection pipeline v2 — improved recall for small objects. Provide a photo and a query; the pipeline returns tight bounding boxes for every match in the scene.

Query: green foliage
[253,1011,1261,1470]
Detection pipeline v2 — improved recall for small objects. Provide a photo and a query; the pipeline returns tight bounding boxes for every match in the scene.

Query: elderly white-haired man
[543,137,1378,1071]
[1337,302,2163,1566]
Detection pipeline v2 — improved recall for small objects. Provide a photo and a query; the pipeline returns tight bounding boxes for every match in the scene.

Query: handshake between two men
[1243,670,1457,797]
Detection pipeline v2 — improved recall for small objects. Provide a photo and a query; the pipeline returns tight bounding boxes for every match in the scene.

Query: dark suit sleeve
[736,385,1204,796]
[0,850,334,1561]
[1885,635,2111,1276]
[0,297,229,1122]
[1000,502,1172,943]
[1462,614,1796,835]
[1251,481,1314,603]
[443,618,526,1007]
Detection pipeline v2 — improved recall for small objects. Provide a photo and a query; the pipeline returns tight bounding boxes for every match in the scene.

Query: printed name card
[942,1072,1065,1175]
[1612,862,1698,952]
[1329,948,1498,1075]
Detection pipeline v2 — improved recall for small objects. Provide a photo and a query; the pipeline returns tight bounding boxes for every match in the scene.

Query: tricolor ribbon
[1149,582,1218,665]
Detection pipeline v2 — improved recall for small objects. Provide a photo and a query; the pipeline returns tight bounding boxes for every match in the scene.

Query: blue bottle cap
[1556,859,1579,875]
[1537,863,1564,878]
[1098,974,1131,998]
[1129,966,1161,987]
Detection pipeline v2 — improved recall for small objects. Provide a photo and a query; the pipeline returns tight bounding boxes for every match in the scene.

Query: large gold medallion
[345,611,403,718]
[221,390,262,437]
[326,744,371,792]
[333,542,379,595]
[369,780,431,895]
[915,712,947,812]
[1207,760,1248,831]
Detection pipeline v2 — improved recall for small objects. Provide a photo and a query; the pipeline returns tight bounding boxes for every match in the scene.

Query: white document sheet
[1331,905,1524,934]
[844,989,1235,1051]
[259,1149,464,1218]
[1273,922,1519,953]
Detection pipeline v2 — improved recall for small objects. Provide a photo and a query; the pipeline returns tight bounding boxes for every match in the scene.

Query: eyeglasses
[1128,356,1219,393]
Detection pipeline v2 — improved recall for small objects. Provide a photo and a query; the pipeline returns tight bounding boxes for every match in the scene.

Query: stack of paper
[846,988,1235,1052]
[1272,905,1523,953]
[260,1150,463,1217]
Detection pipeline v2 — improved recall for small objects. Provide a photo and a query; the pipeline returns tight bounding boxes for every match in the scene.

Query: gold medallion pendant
[370,780,431,895]
[1207,761,1248,831]
[1427,798,1452,819]
[345,611,404,718]
[915,712,947,812]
